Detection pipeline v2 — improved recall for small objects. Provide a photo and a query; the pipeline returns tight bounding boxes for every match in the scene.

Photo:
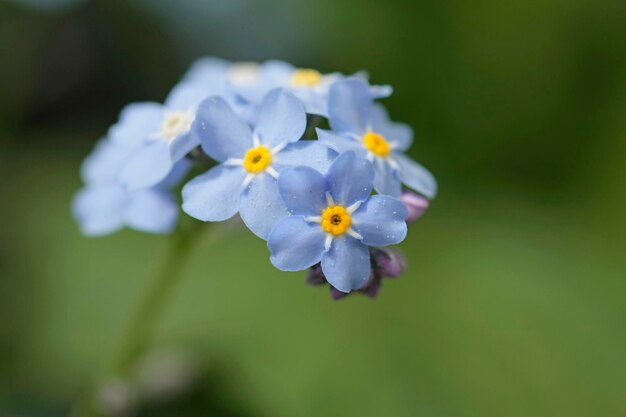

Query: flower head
[268,152,407,293]
[231,60,392,117]
[318,78,437,199]
[182,88,336,239]
[72,139,188,236]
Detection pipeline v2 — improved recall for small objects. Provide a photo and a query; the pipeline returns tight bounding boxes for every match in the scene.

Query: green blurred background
[1,0,626,416]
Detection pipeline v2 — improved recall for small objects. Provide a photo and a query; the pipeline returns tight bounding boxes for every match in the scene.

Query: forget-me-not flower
[72,139,188,236]
[109,76,232,191]
[231,60,392,117]
[317,78,437,199]
[182,88,336,239]
[267,152,408,293]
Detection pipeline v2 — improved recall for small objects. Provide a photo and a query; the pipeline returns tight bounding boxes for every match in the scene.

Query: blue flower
[72,139,188,236]
[182,88,336,239]
[231,60,392,117]
[267,152,408,293]
[317,78,437,199]
[109,76,231,191]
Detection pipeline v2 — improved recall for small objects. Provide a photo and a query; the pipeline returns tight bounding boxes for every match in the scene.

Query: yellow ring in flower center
[363,131,390,157]
[244,146,272,173]
[321,205,351,236]
[291,69,322,87]
[161,112,192,140]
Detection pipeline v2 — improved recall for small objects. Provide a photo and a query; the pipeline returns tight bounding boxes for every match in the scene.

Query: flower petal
[158,159,191,189]
[181,164,246,221]
[373,160,402,198]
[169,131,200,162]
[328,78,372,134]
[80,139,135,185]
[369,104,413,151]
[117,141,173,191]
[191,96,253,162]
[394,153,438,199]
[273,140,337,174]
[321,236,371,293]
[316,129,364,156]
[72,184,126,236]
[351,195,407,246]
[277,166,328,216]
[268,216,327,271]
[125,189,178,234]
[238,173,290,239]
[254,89,307,147]
[109,102,163,147]
[326,152,374,206]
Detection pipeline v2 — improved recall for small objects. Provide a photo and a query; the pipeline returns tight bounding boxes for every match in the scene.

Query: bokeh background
[1,0,626,416]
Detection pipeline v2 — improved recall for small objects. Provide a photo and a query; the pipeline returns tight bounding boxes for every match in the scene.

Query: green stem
[114,222,206,375]
[70,221,207,417]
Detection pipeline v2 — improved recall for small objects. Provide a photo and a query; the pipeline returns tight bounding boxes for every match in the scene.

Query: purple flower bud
[360,275,382,298]
[306,264,326,285]
[401,191,430,224]
[373,248,406,278]
[330,287,349,300]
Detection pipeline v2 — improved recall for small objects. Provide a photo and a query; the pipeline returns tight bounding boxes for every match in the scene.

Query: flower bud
[373,248,406,278]
[401,191,430,224]
[330,287,349,300]
[306,264,326,285]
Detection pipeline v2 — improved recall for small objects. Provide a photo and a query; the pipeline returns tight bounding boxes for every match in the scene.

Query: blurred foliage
[1,0,625,416]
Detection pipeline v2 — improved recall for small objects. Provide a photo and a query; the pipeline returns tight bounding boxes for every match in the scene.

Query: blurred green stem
[114,221,206,375]
[71,221,207,417]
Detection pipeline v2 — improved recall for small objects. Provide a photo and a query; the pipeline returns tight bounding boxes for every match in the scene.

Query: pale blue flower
[109,76,231,191]
[72,139,188,236]
[182,88,336,239]
[267,152,408,293]
[318,78,437,199]
[231,60,392,117]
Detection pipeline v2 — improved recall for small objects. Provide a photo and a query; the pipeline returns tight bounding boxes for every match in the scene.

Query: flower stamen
[362,131,390,157]
[291,69,322,87]
[244,145,272,173]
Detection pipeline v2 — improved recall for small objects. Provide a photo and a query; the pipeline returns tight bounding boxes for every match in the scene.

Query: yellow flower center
[291,69,322,87]
[160,112,192,140]
[321,205,351,236]
[363,131,390,157]
[243,145,272,173]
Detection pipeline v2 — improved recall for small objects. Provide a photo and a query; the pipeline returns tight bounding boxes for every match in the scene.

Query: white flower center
[159,112,192,140]
[228,62,260,86]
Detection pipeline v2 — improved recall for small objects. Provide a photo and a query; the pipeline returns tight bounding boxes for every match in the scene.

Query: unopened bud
[401,191,430,224]
[373,248,406,278]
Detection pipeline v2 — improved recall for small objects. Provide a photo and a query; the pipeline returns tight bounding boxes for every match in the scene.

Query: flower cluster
[73,58,437,299]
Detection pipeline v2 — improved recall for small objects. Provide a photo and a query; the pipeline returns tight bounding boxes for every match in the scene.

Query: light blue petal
[326,152,374,206]
[277,166,328,216]
[125,189,178,234]
[394,153,438,199]
[169,131,200,162]
[238,173,289,239]
[191,96,253,162]
[369,104,413,151]
[233,60,292,105]
[373,160,402,198]
[316,129,365,156]
[109,102,163,147]
[158,159,191,189]
[321,236,371,293]
[254,89,306,147]
[181,164,245,221]
[273,140,337,174]
[268,216,326,271]
[182,57,230,82]
[80,139,135,184]
[370,84,393,98]
[352,195,407,246]
[117,141,173,191]
[328,78,372,134]
[166,78,227,111]
[72,184,126,236]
